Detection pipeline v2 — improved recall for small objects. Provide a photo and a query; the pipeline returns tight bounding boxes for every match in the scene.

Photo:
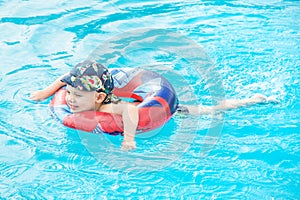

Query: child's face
[65,85,98,113]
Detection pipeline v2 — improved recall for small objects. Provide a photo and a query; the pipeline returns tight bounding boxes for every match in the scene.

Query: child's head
[62,60,114,113]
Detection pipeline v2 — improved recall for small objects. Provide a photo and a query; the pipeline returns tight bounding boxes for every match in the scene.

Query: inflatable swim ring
[49,68,178,135]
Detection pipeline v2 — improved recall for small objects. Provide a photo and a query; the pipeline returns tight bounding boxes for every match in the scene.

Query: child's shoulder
[99,101,129,114]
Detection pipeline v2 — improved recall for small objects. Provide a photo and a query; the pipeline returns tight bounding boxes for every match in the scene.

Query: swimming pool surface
[0,0,299,199]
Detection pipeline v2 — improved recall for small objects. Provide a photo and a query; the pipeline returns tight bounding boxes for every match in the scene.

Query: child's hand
[121,140,136,151]
[30,90,48,101]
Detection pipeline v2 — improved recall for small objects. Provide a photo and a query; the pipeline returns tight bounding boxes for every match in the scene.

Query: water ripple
[65,2,189,40]
[1,13,65,25]
[6,64,53,76]
[0,6,91,25]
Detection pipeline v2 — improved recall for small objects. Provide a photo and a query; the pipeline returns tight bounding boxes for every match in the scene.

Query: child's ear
[95,92,106,103]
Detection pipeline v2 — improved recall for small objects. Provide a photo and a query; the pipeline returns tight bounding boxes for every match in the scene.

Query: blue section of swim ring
[138,70,178,113]
[110,68,178,114]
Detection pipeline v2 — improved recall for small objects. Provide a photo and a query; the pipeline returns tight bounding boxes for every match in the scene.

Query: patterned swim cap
[61,60,114,94]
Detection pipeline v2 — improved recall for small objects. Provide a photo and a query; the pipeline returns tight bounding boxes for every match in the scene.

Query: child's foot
[250,94,279,104]
[266,96,280,104]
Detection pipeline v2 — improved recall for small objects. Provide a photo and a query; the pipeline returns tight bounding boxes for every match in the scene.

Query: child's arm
[121,104,139,150]
[30,73,68,101]
[186,94,279,115]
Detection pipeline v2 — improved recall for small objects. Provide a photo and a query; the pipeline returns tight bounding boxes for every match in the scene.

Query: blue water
[1,0,299,199]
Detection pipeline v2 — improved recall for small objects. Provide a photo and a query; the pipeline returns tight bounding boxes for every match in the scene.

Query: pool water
[0,0,299,199]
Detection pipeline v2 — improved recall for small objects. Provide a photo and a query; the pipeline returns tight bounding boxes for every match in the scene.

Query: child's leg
[180,94,279,115]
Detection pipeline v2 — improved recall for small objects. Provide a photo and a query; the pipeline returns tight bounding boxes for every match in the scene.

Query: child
[30,60,278,150]
[31,61,138,150]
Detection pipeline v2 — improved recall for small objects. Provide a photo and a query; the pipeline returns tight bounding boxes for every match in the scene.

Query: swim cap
[61,60,114,94]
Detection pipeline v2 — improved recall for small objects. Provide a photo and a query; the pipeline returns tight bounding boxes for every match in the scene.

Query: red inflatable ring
[49,68,178,135]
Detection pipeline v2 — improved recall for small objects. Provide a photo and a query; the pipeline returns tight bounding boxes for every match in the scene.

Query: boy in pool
[30,60,278,150]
